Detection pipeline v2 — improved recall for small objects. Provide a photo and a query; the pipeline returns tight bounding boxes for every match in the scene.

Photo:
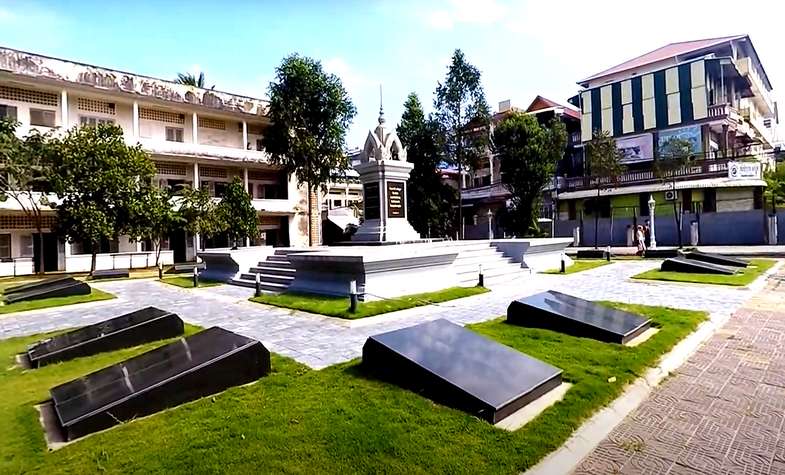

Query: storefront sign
[657,126,703,155]
[387,181,405,218]
[728,161,761,180]
[364,182,380,220]
[616,134,653,164]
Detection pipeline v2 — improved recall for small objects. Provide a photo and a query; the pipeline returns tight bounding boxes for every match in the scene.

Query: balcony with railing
[735,57,775,116]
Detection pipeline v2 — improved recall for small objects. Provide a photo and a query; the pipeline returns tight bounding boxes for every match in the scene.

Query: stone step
[239,273,294,285]
[231,278,289,292]
[256,260,293,269]
[454,253,514,266]
[454,258,520,273]
[456,263,522,279]
[266,254,290,262]
[249,266,296,276]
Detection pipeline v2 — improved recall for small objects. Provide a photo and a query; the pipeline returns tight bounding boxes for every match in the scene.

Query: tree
[494,112,567,236]
[0,119,55,273]
[655,137,695,248]
[397,93,456,237]
[174,72,213,89]
[434,49,491,239]
[584,130,625,249]
[263,54,357,246]
[126,186,181,269]
[764,162,785,214]
[217,177,258,249]
[48,123,155,274]
[177,185,223,240]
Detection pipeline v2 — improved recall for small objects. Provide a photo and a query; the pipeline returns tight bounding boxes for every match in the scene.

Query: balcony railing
[138,138,270,162]
[461,182,509,200]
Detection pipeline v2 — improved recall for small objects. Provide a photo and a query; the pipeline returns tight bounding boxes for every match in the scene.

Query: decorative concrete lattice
[77,98,115,115]
[248,170,276,181]
[154,161,187,176]
[197,117,225,130]
[0,214,57,229]
[139,108,184,124]
[0,86,58,106]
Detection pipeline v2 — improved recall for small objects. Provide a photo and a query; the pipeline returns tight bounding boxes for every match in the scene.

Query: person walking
[636,225,647,256]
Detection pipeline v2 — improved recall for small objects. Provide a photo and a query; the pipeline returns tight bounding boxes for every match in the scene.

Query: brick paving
[0,260,759,369]
[574,268,785,475]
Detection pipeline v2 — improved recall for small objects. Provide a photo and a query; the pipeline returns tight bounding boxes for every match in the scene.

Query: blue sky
[2,0,782,146]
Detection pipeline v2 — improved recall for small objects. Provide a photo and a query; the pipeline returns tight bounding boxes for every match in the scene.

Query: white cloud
[0,7,15,22]
[423,0,507,30]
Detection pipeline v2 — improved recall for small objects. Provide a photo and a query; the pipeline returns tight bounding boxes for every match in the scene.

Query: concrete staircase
[437,241,527,287]
[231,249,298,292]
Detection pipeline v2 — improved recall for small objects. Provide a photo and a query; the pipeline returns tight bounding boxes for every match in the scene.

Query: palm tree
[174,72,213,89]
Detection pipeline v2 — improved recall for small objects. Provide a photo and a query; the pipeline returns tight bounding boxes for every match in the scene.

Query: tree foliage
[655,136,695,247]
[126,186,181,267]
[494,112,566,236]
[174,72,212,89]
[48,123,155,273]
[764,161,785,213]
[0,119,54,272]
[397,93,456,237]
[585,130,625,248]
[217,177,258,248]
[263,54,356,245]
[434,49,490,238]
[177,185,223,238]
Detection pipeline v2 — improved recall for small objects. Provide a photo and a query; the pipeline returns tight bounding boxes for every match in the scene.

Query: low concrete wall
[65,251,174,273]
[490,238,572,271]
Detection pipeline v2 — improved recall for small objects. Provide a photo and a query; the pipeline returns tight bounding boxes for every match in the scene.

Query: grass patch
[632,258,776,286]
[251,286,489,319]
[0,302,704,473]
[0,267,176,291]
[160,276,223,289]
[542,259,612,274]
[0,288,115,315]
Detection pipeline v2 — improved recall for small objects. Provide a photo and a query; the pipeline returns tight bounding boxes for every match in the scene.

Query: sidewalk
[567,245,785,257]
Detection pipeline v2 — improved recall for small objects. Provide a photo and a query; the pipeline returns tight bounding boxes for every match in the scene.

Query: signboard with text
[728,161,761,180]
[386,181,405,218]
[364,182,380,220]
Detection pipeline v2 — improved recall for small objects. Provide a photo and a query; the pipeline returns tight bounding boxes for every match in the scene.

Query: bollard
[605,245,611,262]
[478,264,484,288]
[560,253,566,273]
[349,280,358,313]
[158,262,163,280]
[193,266,199,288]
[255,273,262,298]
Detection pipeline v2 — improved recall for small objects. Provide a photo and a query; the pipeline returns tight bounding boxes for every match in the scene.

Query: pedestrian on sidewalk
[636,225,647,256]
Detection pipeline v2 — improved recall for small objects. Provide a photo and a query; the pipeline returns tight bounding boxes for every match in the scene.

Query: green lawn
[0,288,115,315]
[542,259,612,274]
[0,302,705,473]
[160,276,223,289]
[632,258,776,286]
[251,286,489,319]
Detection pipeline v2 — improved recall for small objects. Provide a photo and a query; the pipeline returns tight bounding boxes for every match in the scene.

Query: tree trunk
[154,238,161,267]
[307,181,313,247]
[594,187,600,249]
[36,230,45,275]
[458,165,463,240]
[90,241,98,275]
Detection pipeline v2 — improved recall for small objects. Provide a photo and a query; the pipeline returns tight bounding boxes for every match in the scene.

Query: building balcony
[741,106,773,146]
[138,138,271,163]
[461,182,509,201]
[735,57,775,116]
[251,198,297,214]
[561,156,744,192]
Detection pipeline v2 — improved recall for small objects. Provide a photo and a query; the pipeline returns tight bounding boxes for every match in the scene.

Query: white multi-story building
[0,46,310,276]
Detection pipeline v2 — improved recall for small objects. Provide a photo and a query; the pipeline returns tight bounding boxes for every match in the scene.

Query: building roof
[558,177,764,200]
[578,35,747,86]
[524,95,581,120]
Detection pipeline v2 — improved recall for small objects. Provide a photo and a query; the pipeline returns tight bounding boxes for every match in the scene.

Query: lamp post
[487,209,493,240]
[648,194,657,249]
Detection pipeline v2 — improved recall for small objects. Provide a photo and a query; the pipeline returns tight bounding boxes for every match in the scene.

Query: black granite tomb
[660,257,737,275]
[506,290,651,344]
[643,249,680,258]
[2,276,90,304]
[25,307,185,368]
[48,326,270,441]
[576,249,608,259]
[168,262,206,274]
[90,269,130,280]
[685,251,748,268]
[362,319,562,424]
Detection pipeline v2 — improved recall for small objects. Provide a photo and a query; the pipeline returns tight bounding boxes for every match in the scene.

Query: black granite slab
[362,319,562,423]
[506,290,651,344]
[3,277,90,304]
[685,251,749,268]
[49,327,270,441]
[26,307,184,368]
[576,250,608,259]
[660,257,737,275]
[90,269,130,280]
[643,249,680,258]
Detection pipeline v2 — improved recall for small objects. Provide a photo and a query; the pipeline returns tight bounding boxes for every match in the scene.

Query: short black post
[478,264,484,287]
[254,273,262,298]
[193,266,199,288]
[158,262,163,280]
[605,245,611,262]
[349,280,358,313]
[560,254,566,273]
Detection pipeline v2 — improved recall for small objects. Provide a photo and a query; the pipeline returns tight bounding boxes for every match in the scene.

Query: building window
[20,234,33,257]
[639,193,650,216]
[80,116,115,127]
[332,199,342,208]
[0,104,17,120]
[256,138,263,151]
[255,184,265,199]
[30,109,56,127]
[703,188,716,213]
[166,127,184,143]
[0,234,10,260]
[568,200,576,220]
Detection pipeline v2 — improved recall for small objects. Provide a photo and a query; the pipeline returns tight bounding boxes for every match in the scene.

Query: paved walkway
[574,268,785,475]
[0,260,757,369]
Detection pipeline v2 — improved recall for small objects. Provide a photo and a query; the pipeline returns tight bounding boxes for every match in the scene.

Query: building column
[60,90,68,128]
[192,112,198,144]
[193,162,200,252]
[242,120,248,150]
[132,101,139,137]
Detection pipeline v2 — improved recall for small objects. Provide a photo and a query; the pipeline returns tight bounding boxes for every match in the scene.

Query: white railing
[138,138,271,162]
[736,57,775,115]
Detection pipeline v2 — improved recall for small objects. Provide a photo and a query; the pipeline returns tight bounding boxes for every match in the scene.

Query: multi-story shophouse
[557,35,780,246]
[0,46,310,276]
[461,96,583,239]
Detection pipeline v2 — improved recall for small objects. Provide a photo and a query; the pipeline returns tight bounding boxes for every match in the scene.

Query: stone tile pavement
[0,260,761,369]
[573,267,785,475]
